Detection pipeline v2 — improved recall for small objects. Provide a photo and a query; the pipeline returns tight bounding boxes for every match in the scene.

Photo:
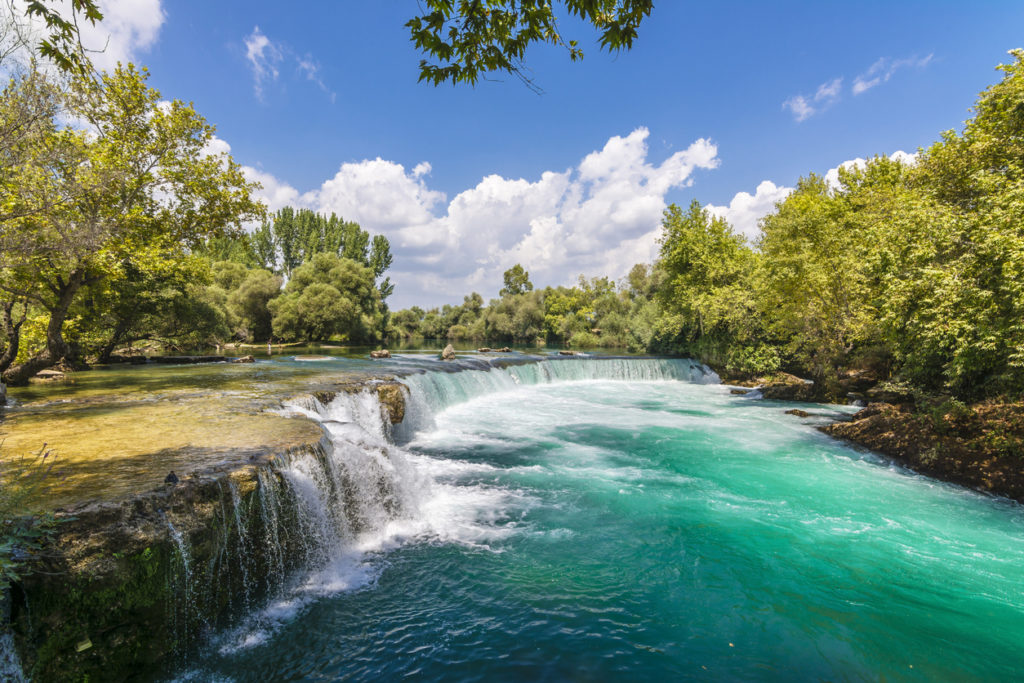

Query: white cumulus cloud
[707,180,794,241]
[245,128,719,308]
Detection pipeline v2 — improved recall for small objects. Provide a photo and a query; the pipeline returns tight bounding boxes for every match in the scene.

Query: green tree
[228,269,282,341]
[0,64,261,383]
[500,263,533,297]
[656,201,758,355]
[268,253,381,342]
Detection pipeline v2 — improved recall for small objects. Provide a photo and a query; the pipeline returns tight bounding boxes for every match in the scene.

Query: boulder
[497,347,512,353]
[866,384,916,406]
[558,350,580,356]
[730,388,750,395]
[232,355,255,363]
[477,347,492,353]
[369,349,391,359]
[758,373,817,402]
[785,409,811,418]
[441,344,456,361]
[376,383,406,424]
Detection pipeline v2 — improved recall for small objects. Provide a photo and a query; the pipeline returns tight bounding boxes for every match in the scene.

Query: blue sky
[61,1,1024,308]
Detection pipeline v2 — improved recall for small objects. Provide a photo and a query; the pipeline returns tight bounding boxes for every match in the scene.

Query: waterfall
[26,356,715,671]
[395,356,718,440]
[167,519,197,654]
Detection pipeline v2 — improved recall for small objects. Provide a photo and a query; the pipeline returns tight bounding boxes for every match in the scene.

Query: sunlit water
[170,365,1024,682]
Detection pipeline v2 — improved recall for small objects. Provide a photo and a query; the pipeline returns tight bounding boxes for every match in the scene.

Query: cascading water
[183,357,711,660]
[171,356,1024,681]
[396,356,718,439]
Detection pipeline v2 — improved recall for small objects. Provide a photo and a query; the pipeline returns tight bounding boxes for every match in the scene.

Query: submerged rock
[232,355,255,363]
[441,344,456,361]
[730,389,750,395]
[150,356,227,364]
[558,350,581,356]
[370,349,391,359]
[785,409,811,418]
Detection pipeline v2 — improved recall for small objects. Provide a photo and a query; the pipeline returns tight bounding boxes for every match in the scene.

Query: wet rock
[376,383,406,424]
[32,369,67,381]
[0,381,5,405]
[7,449,327,682]
[558,350,581,356]
[232,355,255,363]
[497,347,512,353]
[441,344,456,361]
[758,373,817,402]
[477,347,491,353]
[730,389,750,395]
[312,390,337,405]
[370,349,391,359]
[785,409,811,418]
[105,354,148,364]
[163,471,179,485]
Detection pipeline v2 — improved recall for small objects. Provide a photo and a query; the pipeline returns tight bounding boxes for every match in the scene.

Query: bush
[1,446,60,592]
[725,344,782,378]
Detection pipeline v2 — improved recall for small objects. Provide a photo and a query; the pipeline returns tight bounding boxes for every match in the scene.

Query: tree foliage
[268,253,382,343]
[407,0,653,91]
[0,64,261,382]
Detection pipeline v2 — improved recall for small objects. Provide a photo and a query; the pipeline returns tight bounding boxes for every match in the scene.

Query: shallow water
[170,366,1024,681]
[0,346,553,508]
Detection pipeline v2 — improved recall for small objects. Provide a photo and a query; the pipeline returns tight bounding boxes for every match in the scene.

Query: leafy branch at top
[406,0,653,92]
[21,0,103,74]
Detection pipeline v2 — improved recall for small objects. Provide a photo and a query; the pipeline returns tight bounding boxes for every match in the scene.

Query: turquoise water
[174,362,1024,681]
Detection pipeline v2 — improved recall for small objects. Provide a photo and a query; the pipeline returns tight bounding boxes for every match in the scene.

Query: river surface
[157,357,1024,682]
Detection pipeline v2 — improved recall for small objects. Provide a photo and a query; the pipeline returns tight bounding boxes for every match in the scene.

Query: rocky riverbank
[722,367,1024,504]
[822,401,1024,503]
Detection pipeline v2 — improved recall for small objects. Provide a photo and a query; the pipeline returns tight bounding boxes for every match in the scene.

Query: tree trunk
[1,271,84,385]
[0,299,27,375]
[97,318,131,364]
